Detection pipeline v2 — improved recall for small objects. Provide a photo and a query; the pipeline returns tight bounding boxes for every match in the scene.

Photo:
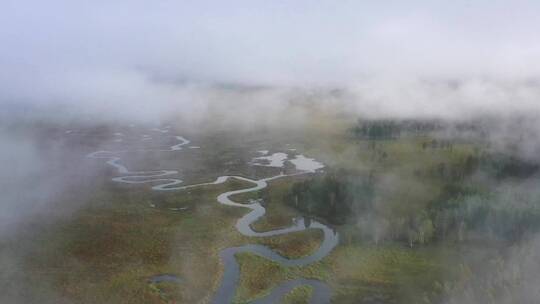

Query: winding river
[87,131,338,303]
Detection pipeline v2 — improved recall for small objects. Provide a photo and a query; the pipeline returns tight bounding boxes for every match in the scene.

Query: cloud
[1,0,540,118]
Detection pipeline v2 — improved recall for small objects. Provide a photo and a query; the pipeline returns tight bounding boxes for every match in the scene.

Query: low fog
[1,1,540,304]
[1,0,540,122]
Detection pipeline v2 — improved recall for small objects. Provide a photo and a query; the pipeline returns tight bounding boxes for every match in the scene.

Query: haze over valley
[2,1,540,303]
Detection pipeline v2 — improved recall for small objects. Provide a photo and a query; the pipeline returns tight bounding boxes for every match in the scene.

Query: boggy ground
[1,122,478,304]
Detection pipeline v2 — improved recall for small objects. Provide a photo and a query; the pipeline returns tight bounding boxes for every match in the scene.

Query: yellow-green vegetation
[7,122,489,304]
[297,125,477,175]
[15,179,256,304]
[233,252,330,303]
[326,244,450,303]
[231,177,311,232]
[260,229,323,259]
[282,285,313,304]
[12,169,329,304]
[233,242,448,303]
[230,177,325,259]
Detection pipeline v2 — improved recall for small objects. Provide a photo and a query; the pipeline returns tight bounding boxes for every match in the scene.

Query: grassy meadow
[2,119,510,304]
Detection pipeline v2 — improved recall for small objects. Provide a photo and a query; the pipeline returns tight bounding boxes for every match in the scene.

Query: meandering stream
[87,131,338,303]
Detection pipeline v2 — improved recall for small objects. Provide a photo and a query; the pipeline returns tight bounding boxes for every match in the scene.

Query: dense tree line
[350,118,488,141]
[285,169,374,224]
[421,155,479,181]
[428,192,540,243]
[286,153,540,246]
[479,152,540,179]
[351,120,402,140]
[350,119,454,140]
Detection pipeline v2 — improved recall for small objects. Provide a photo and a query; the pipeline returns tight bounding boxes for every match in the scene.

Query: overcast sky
[1,0,539,116]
